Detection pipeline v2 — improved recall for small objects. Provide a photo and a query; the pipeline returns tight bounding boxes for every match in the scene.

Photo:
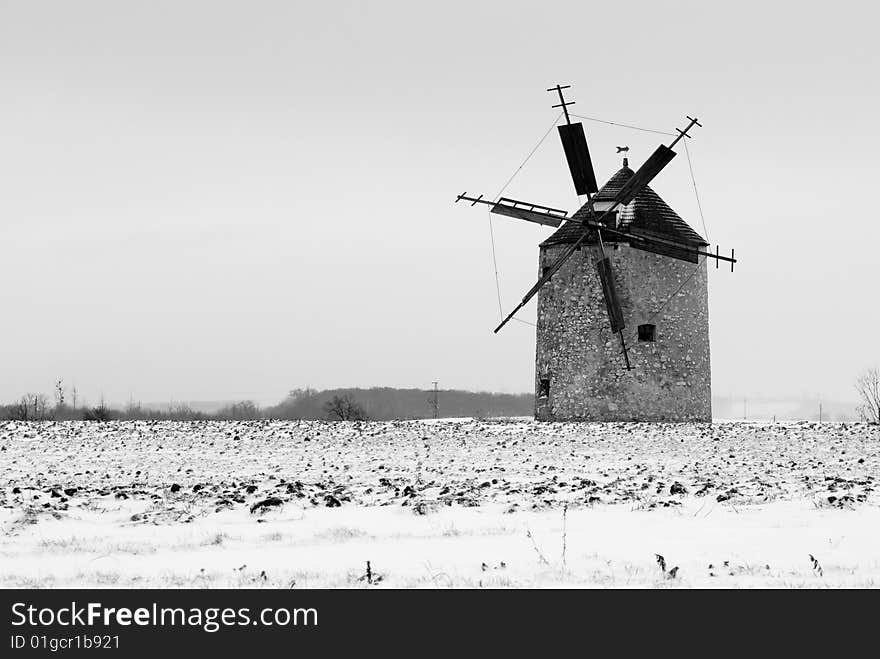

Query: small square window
[638,324,656,342]
[538,378,550,398]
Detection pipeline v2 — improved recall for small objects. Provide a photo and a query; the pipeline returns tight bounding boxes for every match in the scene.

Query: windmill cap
[541,163,708,248]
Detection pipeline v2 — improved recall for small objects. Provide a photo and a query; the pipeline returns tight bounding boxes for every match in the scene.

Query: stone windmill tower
[455,85,736,422]
[535,158,712,421]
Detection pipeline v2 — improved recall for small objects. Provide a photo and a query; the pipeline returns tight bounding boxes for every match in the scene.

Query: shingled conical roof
[541,160,708,248]
[590,160,636,204]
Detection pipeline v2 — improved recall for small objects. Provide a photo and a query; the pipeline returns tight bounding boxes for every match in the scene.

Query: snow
[1,419,878,588]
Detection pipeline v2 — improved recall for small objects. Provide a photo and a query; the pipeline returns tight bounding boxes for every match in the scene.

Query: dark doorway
[538,378,550,398]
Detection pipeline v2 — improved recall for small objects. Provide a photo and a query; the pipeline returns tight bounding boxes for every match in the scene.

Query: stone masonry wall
[534,242,711,421]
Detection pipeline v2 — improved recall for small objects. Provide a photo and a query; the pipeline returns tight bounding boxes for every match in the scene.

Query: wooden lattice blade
[490,199,566,228]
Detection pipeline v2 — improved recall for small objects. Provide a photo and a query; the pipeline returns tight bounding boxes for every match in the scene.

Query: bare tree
[21,393,51,421]
[856,367,880,424]
[10,397,31,421]
[219,400,260,420]
[83,395,113,422]
[323,393,368,421]
[71,385,78,410]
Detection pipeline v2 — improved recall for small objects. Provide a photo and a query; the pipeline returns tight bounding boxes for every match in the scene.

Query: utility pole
[429,382,439,419]
[743,397,747,421]
[819,402,823,423]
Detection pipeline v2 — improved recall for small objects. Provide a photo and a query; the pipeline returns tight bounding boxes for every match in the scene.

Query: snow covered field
[1,419,878,588]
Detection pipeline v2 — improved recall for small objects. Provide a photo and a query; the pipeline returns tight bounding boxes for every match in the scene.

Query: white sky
[1,0,878,406]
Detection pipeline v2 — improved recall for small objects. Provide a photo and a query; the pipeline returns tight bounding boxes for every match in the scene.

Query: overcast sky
[1,0,877,406]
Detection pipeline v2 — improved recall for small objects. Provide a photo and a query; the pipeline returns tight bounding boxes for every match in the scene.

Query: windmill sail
[493,227,591,333]
[490,197,567,227]
[596,257,625,333]
[558,123,598,196]
[627,226,699,263]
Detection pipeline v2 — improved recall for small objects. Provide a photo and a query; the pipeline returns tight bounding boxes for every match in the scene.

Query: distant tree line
[264,387,533,421]
[0,385,533,422]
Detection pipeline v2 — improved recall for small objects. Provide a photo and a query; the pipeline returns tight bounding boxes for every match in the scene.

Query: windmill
[455,85,736,372]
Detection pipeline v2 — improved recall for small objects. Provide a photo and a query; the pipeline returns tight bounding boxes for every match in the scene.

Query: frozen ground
[1,419,878,588]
